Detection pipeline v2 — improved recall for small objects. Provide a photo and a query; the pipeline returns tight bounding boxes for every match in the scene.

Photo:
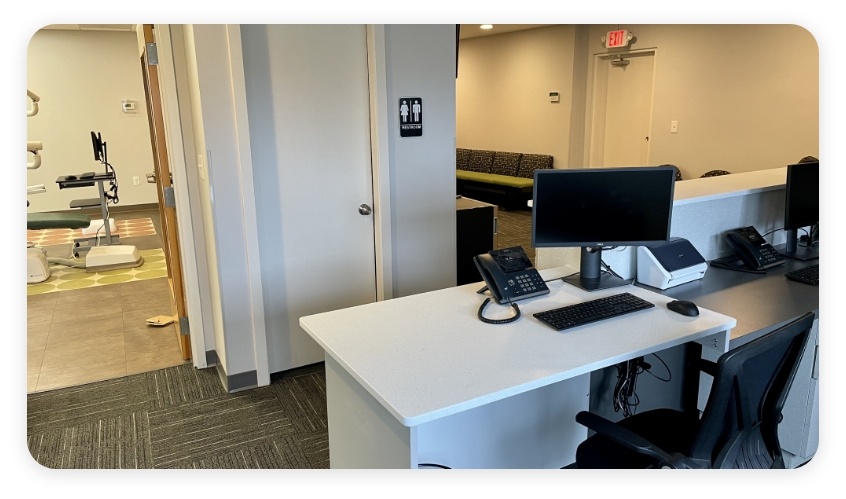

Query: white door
[241,25,377,372]
[590,51,656,167]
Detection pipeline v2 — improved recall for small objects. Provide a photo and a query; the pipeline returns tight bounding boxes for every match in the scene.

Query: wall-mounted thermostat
[549,92,560,103]
[121,99,137,113]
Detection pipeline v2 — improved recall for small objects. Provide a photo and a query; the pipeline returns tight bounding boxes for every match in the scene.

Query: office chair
[700,169,731,178]
[573,311,815,469]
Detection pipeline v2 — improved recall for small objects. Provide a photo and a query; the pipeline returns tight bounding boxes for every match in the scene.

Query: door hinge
[146,43,158,65]
[163,186,176,207]
[179,316,190,336]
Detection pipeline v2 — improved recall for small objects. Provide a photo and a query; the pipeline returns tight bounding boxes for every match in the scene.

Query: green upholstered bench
[456,170,534,189]
[27,212,92,230]
[456,148,553,209]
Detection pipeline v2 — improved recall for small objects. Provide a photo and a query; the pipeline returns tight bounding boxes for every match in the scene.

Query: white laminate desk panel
[672,167,786,205]
[299,266,736,428]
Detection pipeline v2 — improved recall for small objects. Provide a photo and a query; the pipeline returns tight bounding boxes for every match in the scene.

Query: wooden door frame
[140,24,191,360]
[147,24,210,366]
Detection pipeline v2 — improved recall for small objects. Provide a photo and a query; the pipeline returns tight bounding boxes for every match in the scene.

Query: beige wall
[457,25,576,167]
[27,29,159,213]
[457,24,819,179]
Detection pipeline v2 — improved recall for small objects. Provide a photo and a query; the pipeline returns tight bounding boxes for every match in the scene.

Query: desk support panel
[326,356,414,469]
[326,356,590,469]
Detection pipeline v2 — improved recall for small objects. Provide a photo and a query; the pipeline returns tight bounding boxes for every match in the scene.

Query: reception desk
[300,267,736,468]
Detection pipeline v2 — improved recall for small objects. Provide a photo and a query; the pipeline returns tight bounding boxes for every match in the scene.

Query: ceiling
[459,24,551,40]
[40,24,136,32]
[40,24,548,38]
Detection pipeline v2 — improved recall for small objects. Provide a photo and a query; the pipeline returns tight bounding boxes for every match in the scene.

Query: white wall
[384,24,458,297]
[171,24,458,386]
[585,24,818,179]
[27,29,159,213]
[457,26,575,167]
[184,25,265,383]
[457,24,819,179]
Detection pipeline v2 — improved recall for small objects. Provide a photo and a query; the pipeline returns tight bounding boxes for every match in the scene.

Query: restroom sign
[399,97,422,137]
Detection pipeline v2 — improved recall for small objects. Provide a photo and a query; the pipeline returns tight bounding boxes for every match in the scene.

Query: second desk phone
[714,226,785,272]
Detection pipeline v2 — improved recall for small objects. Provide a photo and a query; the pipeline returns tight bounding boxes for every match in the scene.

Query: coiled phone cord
[477,297,521,324]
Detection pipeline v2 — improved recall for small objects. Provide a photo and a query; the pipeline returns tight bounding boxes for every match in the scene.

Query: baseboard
[211,355,258,393]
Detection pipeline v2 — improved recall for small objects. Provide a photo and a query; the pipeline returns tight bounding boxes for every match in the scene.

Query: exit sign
[605,29,630,49]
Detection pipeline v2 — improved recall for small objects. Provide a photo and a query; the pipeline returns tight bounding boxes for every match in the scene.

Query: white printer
[637,237,708,290]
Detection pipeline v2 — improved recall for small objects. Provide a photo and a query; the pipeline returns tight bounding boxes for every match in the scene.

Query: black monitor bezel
[783,161,819,231]
[531,166,677,249]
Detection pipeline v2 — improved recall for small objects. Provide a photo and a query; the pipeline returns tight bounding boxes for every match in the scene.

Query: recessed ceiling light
[480,25,493,30]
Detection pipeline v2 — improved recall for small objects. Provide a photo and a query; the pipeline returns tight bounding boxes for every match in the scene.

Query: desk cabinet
[301,268,735,469]
[456,196,497,286]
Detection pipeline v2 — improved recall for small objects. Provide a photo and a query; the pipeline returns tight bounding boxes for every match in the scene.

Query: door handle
[358,204,372,216]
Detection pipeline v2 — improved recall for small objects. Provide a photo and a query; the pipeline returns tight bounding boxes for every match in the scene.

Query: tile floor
[25,204,532,394]
[26,207,187,393]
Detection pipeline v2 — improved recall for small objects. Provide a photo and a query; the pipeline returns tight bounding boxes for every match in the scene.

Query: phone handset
[711,226,785,273]
[473,246,550,324]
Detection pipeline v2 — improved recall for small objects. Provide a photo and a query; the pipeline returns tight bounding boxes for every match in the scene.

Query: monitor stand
[563,273,632,292]
[778,244,819,261]
[562,246,633,291]
[777,229,819,261]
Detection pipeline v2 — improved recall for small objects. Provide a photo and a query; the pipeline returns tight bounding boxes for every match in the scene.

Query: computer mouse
[667,299,699,317]
[65,175,77,181]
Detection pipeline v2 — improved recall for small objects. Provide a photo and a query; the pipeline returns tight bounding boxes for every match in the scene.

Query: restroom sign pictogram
[399,97,422,137]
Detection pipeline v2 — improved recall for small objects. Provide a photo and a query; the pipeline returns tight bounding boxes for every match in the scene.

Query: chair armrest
[575,411,701,469]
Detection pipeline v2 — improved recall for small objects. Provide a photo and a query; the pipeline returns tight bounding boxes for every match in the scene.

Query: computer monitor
[781,161,819,261]
[91,131,103,162]
[532,166,676,291]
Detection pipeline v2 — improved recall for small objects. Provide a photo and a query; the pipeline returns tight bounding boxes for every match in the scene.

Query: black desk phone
[716,226,785,272]
[474,246,550,304]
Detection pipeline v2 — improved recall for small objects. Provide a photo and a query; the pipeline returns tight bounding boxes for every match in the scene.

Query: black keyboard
[533,292,655,332]
[785,264,819,286]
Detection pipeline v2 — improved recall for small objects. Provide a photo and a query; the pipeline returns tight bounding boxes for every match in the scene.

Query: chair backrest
[690,312,815,468]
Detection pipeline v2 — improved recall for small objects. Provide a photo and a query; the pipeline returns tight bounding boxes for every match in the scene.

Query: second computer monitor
[781,160,819,261]
[532,166,676,291]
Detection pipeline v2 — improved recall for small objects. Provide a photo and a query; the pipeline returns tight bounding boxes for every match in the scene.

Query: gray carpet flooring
[495,208,535,262]
[27,362,329,469]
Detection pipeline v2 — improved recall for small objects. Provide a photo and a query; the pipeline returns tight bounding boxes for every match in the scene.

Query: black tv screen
[532,166,676,248]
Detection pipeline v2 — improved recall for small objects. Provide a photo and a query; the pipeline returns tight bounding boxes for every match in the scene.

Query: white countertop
[672,167,786,206]
[299,266,736,427]
[527,167,786,209]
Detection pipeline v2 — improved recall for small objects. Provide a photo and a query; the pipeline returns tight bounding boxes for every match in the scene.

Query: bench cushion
[28,212,92,230]
[457,170,534,190]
